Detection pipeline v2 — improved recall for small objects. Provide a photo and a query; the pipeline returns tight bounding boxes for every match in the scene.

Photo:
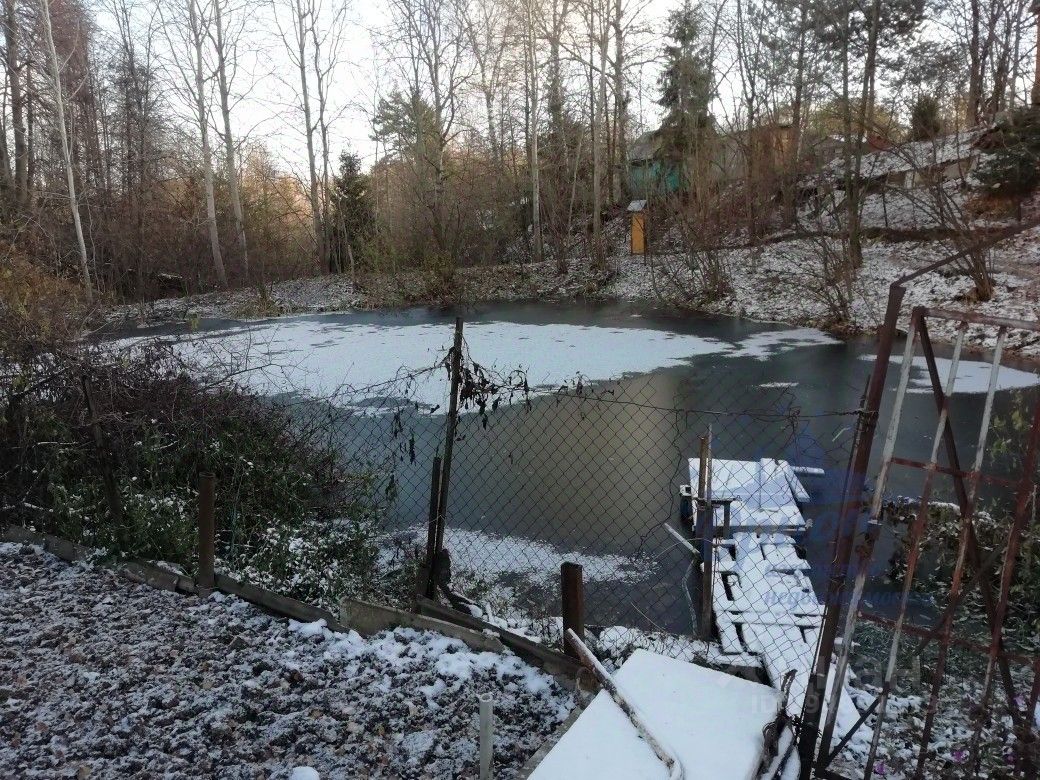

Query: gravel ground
[0,543,575,779]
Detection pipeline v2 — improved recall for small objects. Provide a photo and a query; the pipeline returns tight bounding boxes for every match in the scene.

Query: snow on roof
[820,129,984,182]
[528,649,781,780]
[629,131,659,162]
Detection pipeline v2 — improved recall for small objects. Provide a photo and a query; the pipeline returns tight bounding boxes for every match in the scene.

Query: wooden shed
[627,199,647,255]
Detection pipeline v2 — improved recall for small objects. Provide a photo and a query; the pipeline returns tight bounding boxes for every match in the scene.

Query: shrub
[2,343,391,609]
[0,255,90,361]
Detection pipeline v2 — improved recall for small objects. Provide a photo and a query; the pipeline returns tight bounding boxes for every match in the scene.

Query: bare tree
[110,0,162,296]
[606,0,652,205]
[274,0,348,273]
[276,0,326,273]
[459,0,514,163]
[3,0,29,208]
[574,0,608,268]
[161,0,230,288]
[1033,1,1040,105]
[40,0,94,302]
[383,0,471,259]
[211,0,249,277]
[523,0,544,263]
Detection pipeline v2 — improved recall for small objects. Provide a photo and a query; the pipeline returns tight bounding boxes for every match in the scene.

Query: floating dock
[685,457,859,730]
[524,456,861,779]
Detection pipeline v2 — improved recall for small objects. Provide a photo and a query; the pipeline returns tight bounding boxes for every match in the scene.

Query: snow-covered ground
[606,227,1040,359]
[0,543,575,779]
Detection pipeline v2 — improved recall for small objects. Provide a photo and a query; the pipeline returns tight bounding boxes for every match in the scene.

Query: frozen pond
[114,303,1040,408]
[108,301,1040,630]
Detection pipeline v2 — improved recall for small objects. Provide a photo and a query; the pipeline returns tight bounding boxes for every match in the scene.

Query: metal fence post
[198,473,216,593]
[699,508,715,641]
[799,283,904,777]
[429,317,464,598]
[697,430,714,640]
[561,562,585,658]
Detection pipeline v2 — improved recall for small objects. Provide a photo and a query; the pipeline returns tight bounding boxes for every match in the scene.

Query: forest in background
[1,0,1039,311]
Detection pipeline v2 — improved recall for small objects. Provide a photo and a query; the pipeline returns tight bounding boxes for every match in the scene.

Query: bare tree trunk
[187,0,228,288]
[846,0,882,268]
[783,0,808,226]
[611,0,626,205]
[40,0,93,302]
[968,0,983,123]
[1033,8,1040,106]
[4,0,28,207]
[546,0,567,133]
[588,0,605,268]
[526,0,543,265]
[212,0,249,278]
[292,0,326,273]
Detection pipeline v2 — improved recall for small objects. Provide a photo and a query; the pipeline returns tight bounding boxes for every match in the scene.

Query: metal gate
[807,304,1040,779]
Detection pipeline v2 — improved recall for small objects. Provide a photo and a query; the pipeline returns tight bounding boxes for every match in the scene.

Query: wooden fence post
[198,473,216,593]
[561,562,584,658]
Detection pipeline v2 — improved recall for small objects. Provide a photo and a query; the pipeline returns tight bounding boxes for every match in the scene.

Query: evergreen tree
[977,107,1040,197]
[328,151,374,278]
[657,2,714,169]
[909,94,941,141]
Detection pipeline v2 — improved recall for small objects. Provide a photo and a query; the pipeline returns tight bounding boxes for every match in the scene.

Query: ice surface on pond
[862,354,1040,394]
[119,317,841,409]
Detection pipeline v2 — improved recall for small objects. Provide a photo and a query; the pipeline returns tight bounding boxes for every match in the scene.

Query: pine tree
[977,107,1040,197]
[909,94,941,141]
[328,152,373,280]
[657,2,714,179]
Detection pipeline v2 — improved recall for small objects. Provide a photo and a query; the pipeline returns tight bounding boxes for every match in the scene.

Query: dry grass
[0,253,91,359]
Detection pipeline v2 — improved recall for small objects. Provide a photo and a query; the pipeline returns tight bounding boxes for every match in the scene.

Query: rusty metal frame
[800,220,1040,780]
[798,222,1040,777]
[805,303,1040,779]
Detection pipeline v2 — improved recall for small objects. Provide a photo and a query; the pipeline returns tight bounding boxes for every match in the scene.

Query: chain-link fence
[3,319,863,761]
[418,331,863,743]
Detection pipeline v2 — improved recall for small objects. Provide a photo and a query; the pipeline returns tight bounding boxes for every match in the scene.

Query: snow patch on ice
[861,354,1040,394]
[405,525,655,585]
[115,319,844,411]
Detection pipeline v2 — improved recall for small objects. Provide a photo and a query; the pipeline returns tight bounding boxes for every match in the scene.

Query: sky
[97,0,677,178]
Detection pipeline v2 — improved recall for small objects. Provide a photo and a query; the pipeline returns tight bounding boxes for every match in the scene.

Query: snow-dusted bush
[2,343,390,608]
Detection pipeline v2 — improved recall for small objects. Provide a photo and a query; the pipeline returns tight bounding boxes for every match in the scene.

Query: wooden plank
[2,525,196,594]
[119,561,183,592]
[415,596,587,682]
[715,612,749,655]
[339,597,506,653]
[214,573,341,627]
